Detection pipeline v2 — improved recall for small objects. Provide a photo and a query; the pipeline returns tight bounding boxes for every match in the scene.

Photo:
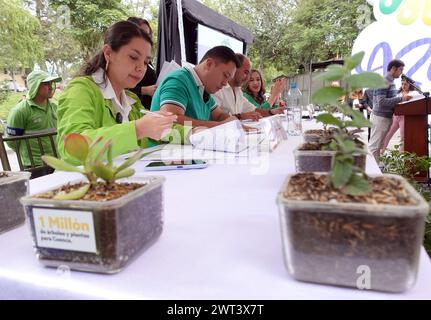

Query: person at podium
[368,59,412,162]
[381,79,422,152]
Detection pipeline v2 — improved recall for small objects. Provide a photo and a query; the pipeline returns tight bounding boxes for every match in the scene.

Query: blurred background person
[128,17,157,110]
[381,79,420,152]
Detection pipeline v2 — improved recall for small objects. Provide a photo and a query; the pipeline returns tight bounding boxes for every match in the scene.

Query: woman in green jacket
[242,69,287,110]
[57,21,177,164]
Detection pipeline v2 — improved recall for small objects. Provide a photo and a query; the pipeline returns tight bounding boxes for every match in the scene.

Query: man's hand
[221,115,239,124]
[141,85,158,97]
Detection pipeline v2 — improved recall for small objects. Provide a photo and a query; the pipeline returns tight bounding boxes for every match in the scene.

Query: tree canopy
[0,0,371,86]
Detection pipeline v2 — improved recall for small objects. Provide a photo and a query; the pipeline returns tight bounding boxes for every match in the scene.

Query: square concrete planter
[277,174,428,293]
[294,146,366,173]
[0,171,31,235]
[20,175,165,274]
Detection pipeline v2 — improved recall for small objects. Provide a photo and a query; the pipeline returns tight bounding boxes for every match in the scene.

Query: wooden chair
[0,130,57,179]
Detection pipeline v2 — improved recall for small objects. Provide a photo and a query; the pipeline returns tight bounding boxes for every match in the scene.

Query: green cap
[26,70,62,100]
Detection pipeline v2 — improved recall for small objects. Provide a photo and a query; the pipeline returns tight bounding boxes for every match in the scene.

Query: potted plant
[303,105,338,143]
[277,52,429,292]
[294,115,367,172]
[20,133,165,274]
[0,171,31,234]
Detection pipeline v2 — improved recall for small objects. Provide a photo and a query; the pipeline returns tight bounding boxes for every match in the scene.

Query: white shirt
[92,68,135,123]
[213,85,256,115]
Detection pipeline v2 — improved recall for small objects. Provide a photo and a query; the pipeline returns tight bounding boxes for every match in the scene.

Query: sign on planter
[33,208,97,253]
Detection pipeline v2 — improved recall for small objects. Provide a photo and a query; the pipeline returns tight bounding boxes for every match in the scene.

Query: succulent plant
[42,133,146,200]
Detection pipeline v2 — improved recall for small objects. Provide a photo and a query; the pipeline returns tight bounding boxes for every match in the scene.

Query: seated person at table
[6,70,61,173]
[57,21,177,165]
[214,55,285,121]
[242,69,287,111]
[127,17,157,110]
[150,46,240,128]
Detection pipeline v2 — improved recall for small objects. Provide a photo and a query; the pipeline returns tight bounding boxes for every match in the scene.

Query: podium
[394,96,430,181]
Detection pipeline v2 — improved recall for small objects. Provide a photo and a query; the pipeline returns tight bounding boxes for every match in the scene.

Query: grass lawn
[0,92,24,133]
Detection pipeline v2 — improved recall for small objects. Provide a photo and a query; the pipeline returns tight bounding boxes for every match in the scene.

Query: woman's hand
[135,110,177,140]
[271,106,285,115]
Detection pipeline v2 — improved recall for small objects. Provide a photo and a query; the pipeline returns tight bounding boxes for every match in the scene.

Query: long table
[0,121,430,299]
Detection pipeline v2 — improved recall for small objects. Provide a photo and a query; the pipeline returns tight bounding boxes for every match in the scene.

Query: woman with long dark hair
[382,79,419,152]
[242,69,286,110]
[128,17,158,109]
[57,21,176,164]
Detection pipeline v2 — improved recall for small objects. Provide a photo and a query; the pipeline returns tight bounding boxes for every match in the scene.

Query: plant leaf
[312,87,345,105]
[42,155,85,173]
[107,143,113,167]
[343,174,370,196]
[345,51,365,70]
[345,117,372,128]
[86,136,104,164]
[346,72,387,91]
[53,184,90,200]
[332,157,353,188]
[115,148,146,174]
[316,113,343,127]
[64,133,90,164]
[314,65,346,81]
[114,167,135,180]
[94,139,113,164]
[93,163,115,181]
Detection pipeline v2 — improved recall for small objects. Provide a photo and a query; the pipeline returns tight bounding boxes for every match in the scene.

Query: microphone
[401,74,415,84]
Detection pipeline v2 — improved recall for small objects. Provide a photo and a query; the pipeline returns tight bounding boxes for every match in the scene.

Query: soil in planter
[36,182,145,202]
[282,173,423,292]
[298,142,324,151]
[285,173,416,205]
[26,181,163,273]
[305,129,326,135]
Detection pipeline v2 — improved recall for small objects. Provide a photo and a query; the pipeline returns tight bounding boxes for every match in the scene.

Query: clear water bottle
[287,82,303,136]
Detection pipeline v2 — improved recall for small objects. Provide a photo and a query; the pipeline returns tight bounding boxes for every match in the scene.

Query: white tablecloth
[0,121,430,300]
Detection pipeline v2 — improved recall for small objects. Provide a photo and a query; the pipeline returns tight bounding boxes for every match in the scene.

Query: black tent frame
[156,0,253,75]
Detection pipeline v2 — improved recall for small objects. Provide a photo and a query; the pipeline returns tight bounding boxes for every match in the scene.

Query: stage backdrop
[352,0,431,91]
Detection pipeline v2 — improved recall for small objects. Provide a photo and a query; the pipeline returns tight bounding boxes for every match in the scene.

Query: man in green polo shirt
[6,70,61,169]
[151,46,240,128]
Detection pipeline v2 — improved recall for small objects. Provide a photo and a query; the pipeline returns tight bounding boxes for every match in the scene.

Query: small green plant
[312,51,387,195]
[380,145,431,256]
[380,145,431,181]
[42,133,146,200]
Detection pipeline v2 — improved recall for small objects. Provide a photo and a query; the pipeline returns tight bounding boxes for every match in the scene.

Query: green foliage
[313,51,386,196]
[380,145,431,182]
[42,133,145,200]
[0,0,44,71]
[0,82,11,106]
[380,145,431,256]
[49,0,132,60]
[0,92,24,123]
